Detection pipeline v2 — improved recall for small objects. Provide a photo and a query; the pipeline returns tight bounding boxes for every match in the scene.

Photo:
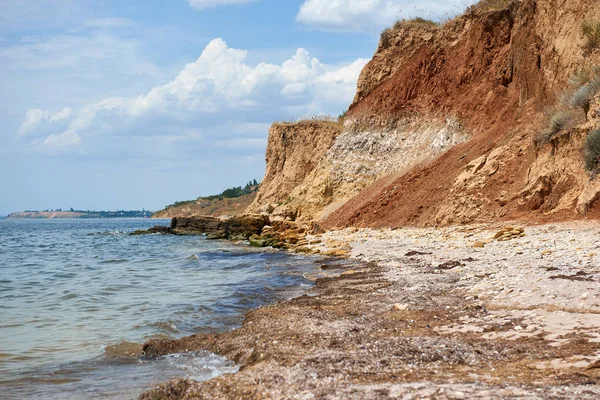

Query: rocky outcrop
[132,215,269,240]
[171,215,269,239]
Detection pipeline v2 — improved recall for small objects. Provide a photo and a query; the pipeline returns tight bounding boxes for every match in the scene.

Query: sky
[0,0,477,215]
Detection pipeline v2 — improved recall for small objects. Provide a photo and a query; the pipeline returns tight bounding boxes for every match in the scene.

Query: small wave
[99,259,128,264]
[152,321,180,334]
[86,231,126,237]
[53,273,77,279]
[59,293,77,300]
[165,351,239,381]
[103,341,143,362]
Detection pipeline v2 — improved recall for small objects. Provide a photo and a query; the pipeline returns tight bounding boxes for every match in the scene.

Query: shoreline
[141,220,600,399]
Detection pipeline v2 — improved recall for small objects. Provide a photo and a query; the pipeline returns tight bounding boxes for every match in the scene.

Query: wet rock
[171,214,270,240]
[249,234,278,248]
[130,225,173,235]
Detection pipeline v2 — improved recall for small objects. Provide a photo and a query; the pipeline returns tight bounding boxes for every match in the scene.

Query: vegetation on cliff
[154,181,260,218]
[7,210,152,219]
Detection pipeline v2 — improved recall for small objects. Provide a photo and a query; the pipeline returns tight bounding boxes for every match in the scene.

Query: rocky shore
[140,221,600,399]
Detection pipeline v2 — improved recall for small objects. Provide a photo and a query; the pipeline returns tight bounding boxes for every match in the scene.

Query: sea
[0,218,323,399]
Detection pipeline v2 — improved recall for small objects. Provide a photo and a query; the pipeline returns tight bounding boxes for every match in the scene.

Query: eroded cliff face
[246,120,342,220]
[251,0,600,227]
[248,116,467,222]
[324,0,600,228]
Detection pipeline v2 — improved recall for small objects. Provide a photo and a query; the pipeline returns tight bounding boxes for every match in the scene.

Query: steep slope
[323,0,600,228]
[246,120,343,220]
[248,95,468,221]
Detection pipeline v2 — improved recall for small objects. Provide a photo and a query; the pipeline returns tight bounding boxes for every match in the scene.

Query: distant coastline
[6,210,153,219]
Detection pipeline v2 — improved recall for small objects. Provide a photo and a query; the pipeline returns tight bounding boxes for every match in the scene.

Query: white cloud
[296,0,476,32]
[49,107,72,122]
[20,38,368,152]
[18,107,71,136]
[39,129,81,149]
[187,0,259,10]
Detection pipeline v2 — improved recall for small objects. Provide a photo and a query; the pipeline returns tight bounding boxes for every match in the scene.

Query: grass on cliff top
[380,17,439,48]
[279,114,342,125]
[470,0,511,12]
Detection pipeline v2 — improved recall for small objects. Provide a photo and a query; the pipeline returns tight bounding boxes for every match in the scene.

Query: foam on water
[0,218,319,398]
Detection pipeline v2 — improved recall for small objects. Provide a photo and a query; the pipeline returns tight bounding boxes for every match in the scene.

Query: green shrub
[582,19,600,51]
[585,128,600,172]
[535,111,574,147]
[564,66,600,119]
[570,78,600,116]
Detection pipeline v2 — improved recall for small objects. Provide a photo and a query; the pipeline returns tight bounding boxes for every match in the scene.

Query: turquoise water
[0,219,319,399]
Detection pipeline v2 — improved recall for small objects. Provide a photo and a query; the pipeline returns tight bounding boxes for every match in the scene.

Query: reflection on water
[0,219,318,399]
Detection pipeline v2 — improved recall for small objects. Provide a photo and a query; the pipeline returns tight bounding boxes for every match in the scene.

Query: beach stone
[473,242,485,248]
[294,247,312,254]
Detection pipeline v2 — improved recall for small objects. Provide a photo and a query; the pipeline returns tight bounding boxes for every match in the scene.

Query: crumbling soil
[323,0,600,229]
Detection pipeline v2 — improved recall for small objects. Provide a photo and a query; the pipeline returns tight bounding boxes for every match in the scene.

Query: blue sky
[0,0,476,215]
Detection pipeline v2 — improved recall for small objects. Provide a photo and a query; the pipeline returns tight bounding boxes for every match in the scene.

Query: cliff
[250,0,600,228]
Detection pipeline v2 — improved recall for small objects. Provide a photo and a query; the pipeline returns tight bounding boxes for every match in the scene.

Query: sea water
[0,218,319,399]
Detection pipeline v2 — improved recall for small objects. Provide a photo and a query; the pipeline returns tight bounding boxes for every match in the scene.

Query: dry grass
[380,17,439,49]
[566,65,600,118]
[380,27,394,48]
[535,110,575,148]
[537,66,600,148]
[279,115,341,125]
[470,0,511,12]
[404,17,439,27]
[582,19,600,51]
[585,128,600,172]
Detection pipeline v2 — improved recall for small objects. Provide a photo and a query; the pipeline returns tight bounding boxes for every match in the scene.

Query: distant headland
[6,209,153,219]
